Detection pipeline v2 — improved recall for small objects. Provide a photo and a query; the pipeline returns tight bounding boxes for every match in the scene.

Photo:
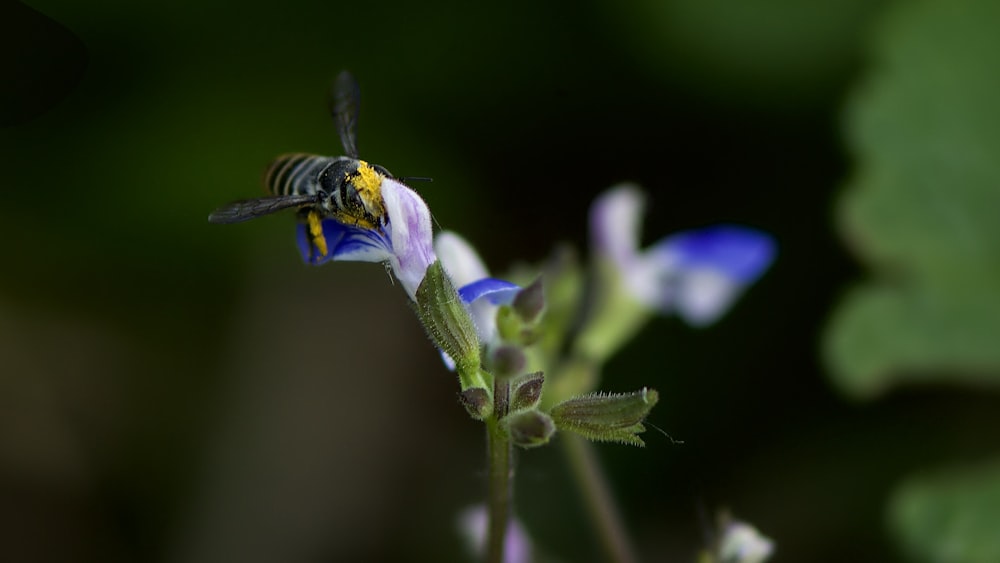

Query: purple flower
[457,505,532,563]
[590,185,775,326]
[297,177,436,301]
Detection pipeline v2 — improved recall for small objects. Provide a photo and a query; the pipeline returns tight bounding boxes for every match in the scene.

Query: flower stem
[561,434,638,563]
[485,378,512,563]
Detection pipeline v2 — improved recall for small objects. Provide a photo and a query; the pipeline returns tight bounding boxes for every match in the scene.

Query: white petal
[671,268,742,326]
[589,184,646,268]
[434,231,490,288]
[590,184,670,306]
[381,177,436,300]
[719,520,775,563]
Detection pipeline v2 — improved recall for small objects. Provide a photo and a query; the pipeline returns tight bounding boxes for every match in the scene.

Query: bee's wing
[329,70,361,159]
[208,194,316,224]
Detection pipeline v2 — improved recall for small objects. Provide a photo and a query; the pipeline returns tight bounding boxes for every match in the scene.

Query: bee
[209,71,408,258]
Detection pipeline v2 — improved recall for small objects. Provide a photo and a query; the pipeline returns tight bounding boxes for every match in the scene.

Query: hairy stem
[562,434,638,563]
[485,379,512,563]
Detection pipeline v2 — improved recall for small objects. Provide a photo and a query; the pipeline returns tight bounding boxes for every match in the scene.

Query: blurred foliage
[823,0,1000,561]
[889,462,1000,563]
[825,0,1000,398]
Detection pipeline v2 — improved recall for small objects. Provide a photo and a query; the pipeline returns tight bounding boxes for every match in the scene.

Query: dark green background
[5,1,992,562]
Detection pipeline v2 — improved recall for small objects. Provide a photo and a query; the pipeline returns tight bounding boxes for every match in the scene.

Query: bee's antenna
[432,214,444,231]
[398,176,433,184]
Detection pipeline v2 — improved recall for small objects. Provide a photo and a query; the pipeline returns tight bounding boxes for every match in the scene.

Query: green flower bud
[550,388,659,446]
[505,409,555,448]
[415,261,485,390]
[496,305,541,347]
[510,372,544,412]
[495,305,520,342]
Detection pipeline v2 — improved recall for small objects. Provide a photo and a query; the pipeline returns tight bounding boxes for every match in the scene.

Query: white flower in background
[718,519,775,563]
[590,184,776,326]
[297,177,436,301]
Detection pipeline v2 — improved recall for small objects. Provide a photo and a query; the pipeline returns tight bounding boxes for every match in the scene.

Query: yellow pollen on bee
[353,161,386,217]
[308,210,328,256]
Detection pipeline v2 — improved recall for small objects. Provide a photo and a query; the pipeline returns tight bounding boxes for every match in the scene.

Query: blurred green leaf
[889,462,1000,563]
[824,0,1000,398]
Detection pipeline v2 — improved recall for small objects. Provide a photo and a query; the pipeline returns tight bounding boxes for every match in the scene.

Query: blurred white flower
[457,504,532,563]
[718,519,775,563]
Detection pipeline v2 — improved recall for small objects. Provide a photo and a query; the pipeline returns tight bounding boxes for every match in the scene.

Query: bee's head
[318,158,387,229]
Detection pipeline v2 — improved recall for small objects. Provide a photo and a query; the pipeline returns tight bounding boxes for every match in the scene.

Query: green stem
[561,434,638,563]
[485,378,512,563]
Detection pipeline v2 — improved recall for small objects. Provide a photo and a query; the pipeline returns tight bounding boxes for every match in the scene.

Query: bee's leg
[307,210,329,257]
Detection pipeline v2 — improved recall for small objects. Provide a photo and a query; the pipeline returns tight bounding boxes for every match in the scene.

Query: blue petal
[296,220,392,265]
[458,278,521,305]
[652,225,776,283]
[296,222,345,265]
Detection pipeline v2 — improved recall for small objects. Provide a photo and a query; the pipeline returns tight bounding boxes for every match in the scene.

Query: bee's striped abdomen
[264,153,335,197]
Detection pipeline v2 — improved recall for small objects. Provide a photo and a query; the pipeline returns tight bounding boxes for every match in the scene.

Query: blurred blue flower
[590,185,775,326]
[297,177,436,301]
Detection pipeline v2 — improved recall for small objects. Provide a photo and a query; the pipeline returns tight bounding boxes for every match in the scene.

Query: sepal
[459,387,493,420]
[504,409,555,448]
[550,388,659,446]
[416,261,482,379]
[509,372,544,412]
[496,305,541,346]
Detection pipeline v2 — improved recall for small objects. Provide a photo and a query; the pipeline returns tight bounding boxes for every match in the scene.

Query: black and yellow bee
[208,71,406,258]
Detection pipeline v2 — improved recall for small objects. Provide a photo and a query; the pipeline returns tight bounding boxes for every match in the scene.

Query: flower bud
[495,305,521,343]
[510,372,544,412]
[489,345,526,380]
[550,388,659,446]
[512,277,545,323]
[496,305,541,347]
[505,409,555,448]
[458,387,493,420]
[416,261,482,378]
